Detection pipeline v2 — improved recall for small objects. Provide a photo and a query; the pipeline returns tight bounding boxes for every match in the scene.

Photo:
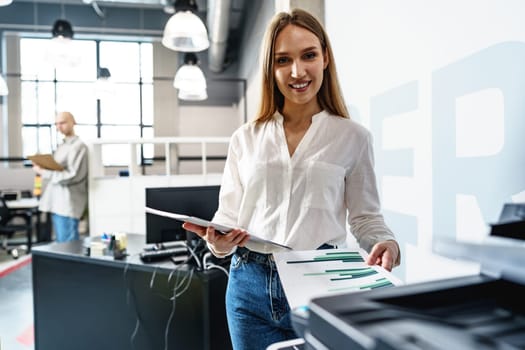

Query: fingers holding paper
[207,226,250,252]
[366,240,400,272]
[182,222,249,255]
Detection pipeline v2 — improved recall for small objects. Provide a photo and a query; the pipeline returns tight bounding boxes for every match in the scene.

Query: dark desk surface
[31,233,204,274]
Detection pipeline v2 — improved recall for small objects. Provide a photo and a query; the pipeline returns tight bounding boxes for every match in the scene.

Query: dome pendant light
[95,67,115,100]
[178,88,207,101]
[98,67,111,80]
[52,19,74,40]
[162,0,210,52]
[173,53,207,101]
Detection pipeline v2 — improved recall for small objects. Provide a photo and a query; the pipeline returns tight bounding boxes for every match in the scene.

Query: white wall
[325,0,525,283]
[153,42,179,139]
[177,105,242,174]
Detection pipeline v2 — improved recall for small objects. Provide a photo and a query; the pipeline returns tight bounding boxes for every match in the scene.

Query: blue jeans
[226,247,297,350]
[52,213,79,242]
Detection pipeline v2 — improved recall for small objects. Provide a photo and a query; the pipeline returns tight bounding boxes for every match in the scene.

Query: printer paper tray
[309,274,525,350]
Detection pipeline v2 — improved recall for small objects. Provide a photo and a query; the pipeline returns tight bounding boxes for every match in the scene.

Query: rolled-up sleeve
[345,131,396,252]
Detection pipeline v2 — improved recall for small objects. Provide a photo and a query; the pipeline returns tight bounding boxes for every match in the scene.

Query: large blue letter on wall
[432,42,525,241]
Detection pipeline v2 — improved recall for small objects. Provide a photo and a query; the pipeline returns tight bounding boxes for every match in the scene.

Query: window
[20,38,153,166]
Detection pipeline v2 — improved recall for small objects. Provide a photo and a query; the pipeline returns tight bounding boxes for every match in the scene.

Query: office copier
[302,204,525,350]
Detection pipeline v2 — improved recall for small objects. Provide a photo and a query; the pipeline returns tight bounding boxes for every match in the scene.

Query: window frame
[19,37,154,167]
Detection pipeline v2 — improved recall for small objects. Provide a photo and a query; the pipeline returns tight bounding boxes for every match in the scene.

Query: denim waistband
[236,243,335,265]
[236,246,273,264]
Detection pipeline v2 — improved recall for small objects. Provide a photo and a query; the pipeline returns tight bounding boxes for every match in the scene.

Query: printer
[302,203,525,350]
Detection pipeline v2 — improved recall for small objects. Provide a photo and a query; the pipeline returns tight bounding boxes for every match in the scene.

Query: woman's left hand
[366,240,400,272]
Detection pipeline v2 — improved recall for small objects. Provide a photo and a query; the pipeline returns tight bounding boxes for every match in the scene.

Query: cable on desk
[130,319,140,349]
[123,256,141,350]
[186,243,202,269]
[123,245,201,350]
[122,252,155,350]
[167,266,176,283]
[164,283,178,350]
[203,252,229,277]
[142,251,195,302]
[170,267,193,299]
[164,265,195,350]
[175,266,194,298]
[149,266,158,289]
[206,263,229,277]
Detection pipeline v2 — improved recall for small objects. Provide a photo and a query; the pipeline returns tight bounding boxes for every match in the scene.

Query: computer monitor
[145,185,221,246]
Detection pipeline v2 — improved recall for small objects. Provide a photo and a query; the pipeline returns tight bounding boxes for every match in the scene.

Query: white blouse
[212,110,395,254]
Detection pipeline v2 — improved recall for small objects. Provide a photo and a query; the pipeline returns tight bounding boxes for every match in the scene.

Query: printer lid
[434,237,525,286]
[434,203,525,285]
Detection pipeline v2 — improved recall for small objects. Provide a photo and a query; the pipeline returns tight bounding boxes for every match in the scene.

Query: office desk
[5,197,39,251]
[32,234,232,350]
[5,197,38,210]
[8,197,52,244]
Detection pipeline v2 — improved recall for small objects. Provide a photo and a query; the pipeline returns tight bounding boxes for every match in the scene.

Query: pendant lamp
[178,88,207,101]
[52,19,74,40]
[95,67,115,100]
[173,53,207,101]
[98,67,111,79]
[0,0,13,6]
[162,0,209,52]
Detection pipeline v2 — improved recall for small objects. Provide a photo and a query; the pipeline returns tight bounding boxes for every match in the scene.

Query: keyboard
[139,246,188,263]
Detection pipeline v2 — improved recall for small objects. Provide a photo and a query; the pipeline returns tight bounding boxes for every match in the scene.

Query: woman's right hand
[182,222,249,255]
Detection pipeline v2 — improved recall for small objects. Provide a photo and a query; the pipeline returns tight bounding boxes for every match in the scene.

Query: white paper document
[273,248,403,310]
[145,207,292,251]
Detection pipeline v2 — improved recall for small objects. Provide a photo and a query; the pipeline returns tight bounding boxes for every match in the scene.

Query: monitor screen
[145,185,220,245]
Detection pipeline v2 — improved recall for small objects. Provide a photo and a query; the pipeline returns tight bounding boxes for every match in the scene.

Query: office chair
[0,196,33,259]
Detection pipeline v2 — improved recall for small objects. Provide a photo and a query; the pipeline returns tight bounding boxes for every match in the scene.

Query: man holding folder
[32,111,88,242]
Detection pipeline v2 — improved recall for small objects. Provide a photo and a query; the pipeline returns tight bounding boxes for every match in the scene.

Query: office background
[1,0,524,284]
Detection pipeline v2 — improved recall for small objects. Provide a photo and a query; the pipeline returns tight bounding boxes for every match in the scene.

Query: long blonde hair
[254,8,349,124]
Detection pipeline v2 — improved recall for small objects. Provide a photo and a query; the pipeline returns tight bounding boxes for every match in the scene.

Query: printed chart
[273,249,402,309]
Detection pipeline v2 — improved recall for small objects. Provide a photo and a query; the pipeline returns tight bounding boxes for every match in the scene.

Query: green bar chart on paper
[286,251,364,264]
[273,249,401,310]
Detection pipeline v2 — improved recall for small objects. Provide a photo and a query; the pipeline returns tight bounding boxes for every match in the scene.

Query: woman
[183,8,400,350]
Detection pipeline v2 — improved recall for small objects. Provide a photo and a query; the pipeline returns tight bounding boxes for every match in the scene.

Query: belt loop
[237,247,249,262]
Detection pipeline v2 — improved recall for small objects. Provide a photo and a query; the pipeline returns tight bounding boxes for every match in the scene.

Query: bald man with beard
[33,111,88,242]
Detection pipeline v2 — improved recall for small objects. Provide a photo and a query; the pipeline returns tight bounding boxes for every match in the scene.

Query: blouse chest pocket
[304,161,346,212]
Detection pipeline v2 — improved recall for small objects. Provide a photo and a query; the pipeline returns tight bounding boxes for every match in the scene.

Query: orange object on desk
[33,174,42,198]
